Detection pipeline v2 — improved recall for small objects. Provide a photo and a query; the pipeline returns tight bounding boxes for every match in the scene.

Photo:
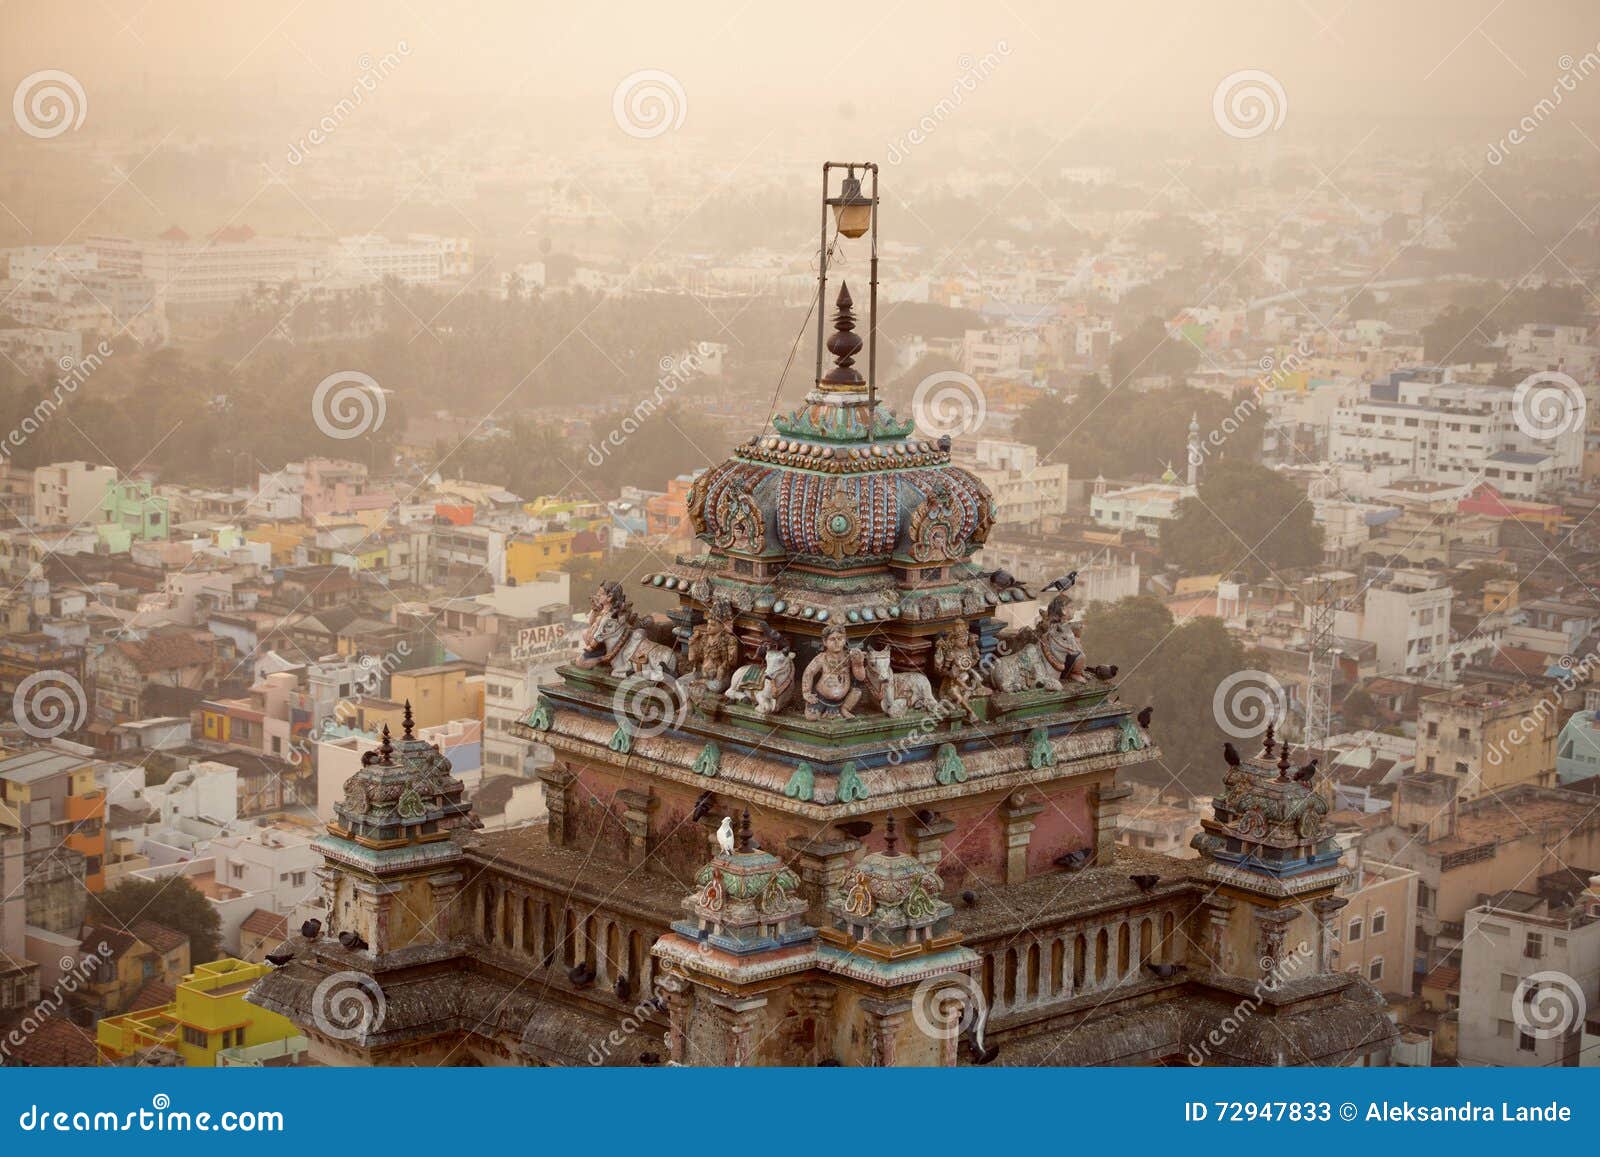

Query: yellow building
[245,522,313,566]
[507,529,578,581]
[390,662,482,728]
[96,958,299,1066]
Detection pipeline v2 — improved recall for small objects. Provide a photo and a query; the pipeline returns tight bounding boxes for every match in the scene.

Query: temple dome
[687,283,995,569]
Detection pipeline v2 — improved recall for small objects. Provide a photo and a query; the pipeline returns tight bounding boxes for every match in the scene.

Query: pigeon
[1041,571,1078,593]
[1145,962,1186,979]
[937,434,952,452]
[568,961,595,988]
[968,1037,1001,1065]
[264,950,295,967]
[637,1051,662,1066]
[960,890,978,908]
[1293,759,1319,784]
[914,808,937,827]
[690,791,715,823]
[1086,664,1118,680]
[1054,847,1093,871]
[835,819,874,840]
[1136,706,1153,729]
[615,974,631,1002]
[1130,873,1160,892]
[337,930,369,952]
[1223,742,1241,768]
[300,918,322,939]
[716,816,735,855]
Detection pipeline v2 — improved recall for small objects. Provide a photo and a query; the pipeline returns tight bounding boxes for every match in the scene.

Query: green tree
[1108,315,1199,387]
[87,877,222,964]
[1080,597,1247,792]
[1162,459,1322,579]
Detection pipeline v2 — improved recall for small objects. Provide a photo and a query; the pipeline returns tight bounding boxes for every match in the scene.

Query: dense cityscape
[0,1,1598,1083]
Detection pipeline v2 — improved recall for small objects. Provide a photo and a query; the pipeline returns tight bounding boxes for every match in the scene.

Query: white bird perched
[716,816,735,855]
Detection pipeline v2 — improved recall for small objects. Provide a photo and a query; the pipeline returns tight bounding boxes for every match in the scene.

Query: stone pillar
[792,981,837,1063]
[654,971,691,1065]
[1083,926,1100,991]
[786,834,861,925]
[1253,904,1299,985]
[537,762,579,848]
[859,997,912,1067]
[617,788,658,869]
[1312,895,1349,974]
[933,985,968,1067]
[707,992,768,1067]
[1000,791,1044,885]
[425,868,464,944]
[1200,896,1234,973]
[1091,782,1133,864]
[910,814,956,881]
[509,890,525,952]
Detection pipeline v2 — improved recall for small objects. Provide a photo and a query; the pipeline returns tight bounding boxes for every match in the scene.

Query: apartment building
[32,461,116,527]
[1417,682,1559,799]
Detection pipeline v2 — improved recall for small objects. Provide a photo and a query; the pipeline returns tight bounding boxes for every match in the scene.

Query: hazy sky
[7,0,1600,153]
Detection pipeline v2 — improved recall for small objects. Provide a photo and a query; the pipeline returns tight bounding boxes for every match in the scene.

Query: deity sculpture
[680,597,743,697]
[801,623,865,721]
[576,581,632,670]
[932,622,985,724]
[1035,592,1088,684]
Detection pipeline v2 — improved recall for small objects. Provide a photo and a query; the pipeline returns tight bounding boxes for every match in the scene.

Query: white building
[1329,372,1583,499]
[1457,881,1600,1067]
[1088,475,1194,539]
[483,622,575,777]
[1332,569,1453,678]
[959,440,1069,530]
[32,461,116,528]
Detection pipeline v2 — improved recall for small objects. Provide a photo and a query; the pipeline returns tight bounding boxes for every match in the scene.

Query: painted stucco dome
[686,283,995,569]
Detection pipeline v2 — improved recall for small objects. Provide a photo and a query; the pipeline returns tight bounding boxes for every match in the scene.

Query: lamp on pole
[814,162,880,435]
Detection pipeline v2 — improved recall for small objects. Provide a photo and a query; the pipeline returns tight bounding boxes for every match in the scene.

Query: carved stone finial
[377,724,394,764]
[820,282,864,389]
[1262,721,1276,758]
[402,699,415,740]
[1277,742,1292,782]
[884,812,898,855]
[738,808,753,852]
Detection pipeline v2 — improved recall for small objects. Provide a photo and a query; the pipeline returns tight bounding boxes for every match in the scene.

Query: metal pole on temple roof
[867,162,879,443]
